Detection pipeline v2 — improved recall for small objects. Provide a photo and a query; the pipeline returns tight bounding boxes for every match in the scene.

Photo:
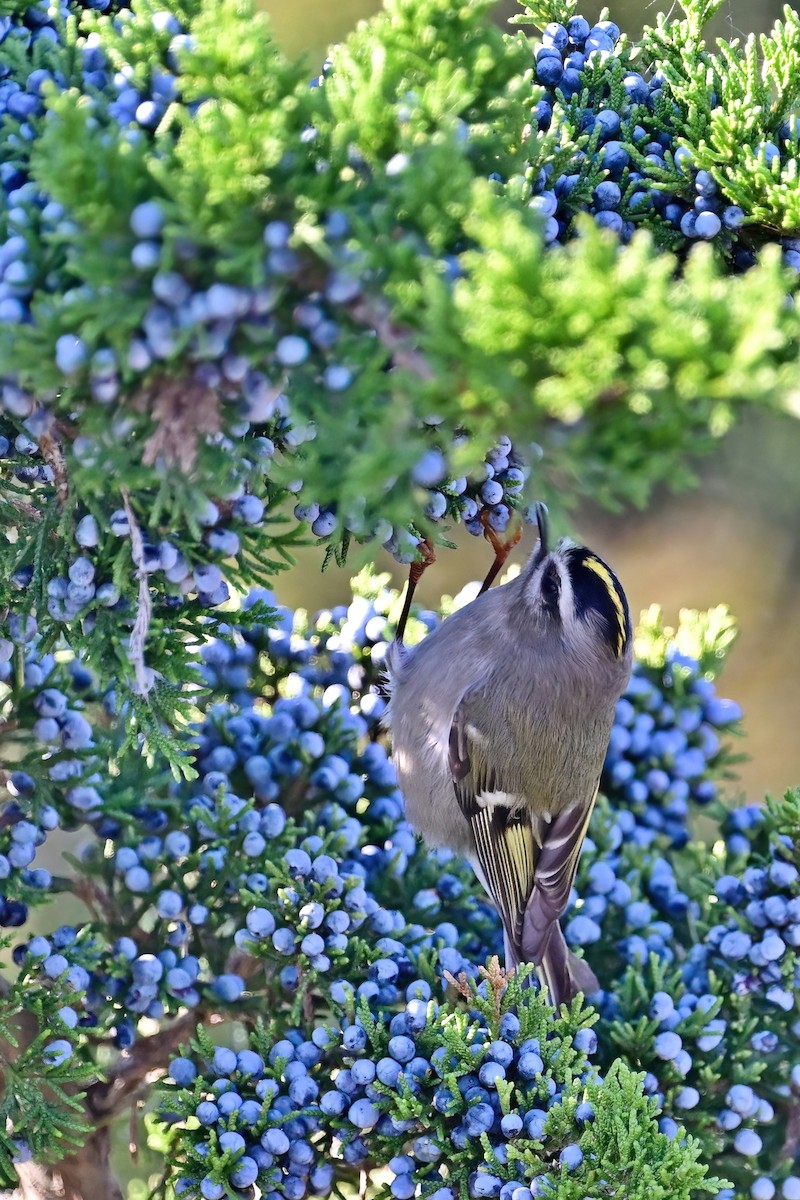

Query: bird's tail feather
[534,921,598,1008]
[505,922,597,1005]
[503,930,521,972]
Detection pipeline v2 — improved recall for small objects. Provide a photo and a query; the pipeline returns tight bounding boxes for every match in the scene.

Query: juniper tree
[2,0,800,1196]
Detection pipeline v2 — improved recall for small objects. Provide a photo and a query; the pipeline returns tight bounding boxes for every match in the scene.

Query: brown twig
[0,495,42,521]
[38,430,69,509]
[224,946,266,984]
[782,1096,800,1160]
[478,956,513,1024]
[349,297,436,381]
[120,488,154,696]
[128,1099,140,1164]
[443,970,473,1001]
[302,987,315,1025]
[69,875,113,923]
[88,1010,200,1121]
[139,376,221,474]
[284,777,312,816]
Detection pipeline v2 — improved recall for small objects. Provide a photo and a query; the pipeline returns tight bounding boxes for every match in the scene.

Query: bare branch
[13,1127,123,1200]
[128,1099,140,1164]
[782,1096,800,1161]
[120,488,154,697]
[139,376,221,474]
[38,431,69,510]
[0,494,42,521]
[68,875,114,924]
[88,1010,200,1121]
[348,296,436,381]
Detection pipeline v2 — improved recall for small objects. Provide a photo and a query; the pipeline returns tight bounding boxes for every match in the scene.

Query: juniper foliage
[1,0,800,1195]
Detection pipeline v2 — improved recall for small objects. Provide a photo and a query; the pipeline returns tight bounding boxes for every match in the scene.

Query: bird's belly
[392,710,475,857]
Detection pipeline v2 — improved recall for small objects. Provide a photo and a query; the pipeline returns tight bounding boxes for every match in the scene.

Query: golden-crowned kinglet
[385,505,632,1006]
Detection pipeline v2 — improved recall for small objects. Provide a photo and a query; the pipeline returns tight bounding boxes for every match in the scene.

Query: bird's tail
[505,921,598,1008]
[534,921,598,1008]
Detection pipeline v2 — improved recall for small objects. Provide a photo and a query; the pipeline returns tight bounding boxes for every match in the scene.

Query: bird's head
[517,503,632,663]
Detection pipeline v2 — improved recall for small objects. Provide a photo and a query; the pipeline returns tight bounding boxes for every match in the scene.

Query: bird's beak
[534,502,549,561]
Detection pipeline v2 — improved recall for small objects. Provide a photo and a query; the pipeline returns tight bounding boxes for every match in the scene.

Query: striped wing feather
[449,698,598,979]
[520,792,598,965]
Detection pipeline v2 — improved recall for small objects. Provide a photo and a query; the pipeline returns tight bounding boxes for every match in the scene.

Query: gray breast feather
[384,589,514,854]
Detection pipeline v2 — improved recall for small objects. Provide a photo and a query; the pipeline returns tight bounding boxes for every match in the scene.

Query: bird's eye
[541,566,560,609]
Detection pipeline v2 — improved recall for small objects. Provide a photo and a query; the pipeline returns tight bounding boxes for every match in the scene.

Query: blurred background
[261,0,800,804]
[262,0,790,74]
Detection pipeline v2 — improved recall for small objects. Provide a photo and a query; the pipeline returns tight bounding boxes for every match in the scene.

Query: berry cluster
[0,0,154,341]
[602,651,742,847]
[565,803,692,972]
[330,971,599,1190]
[242,579,407,733]
[526,17,799,270]
[165,1031,337,1200]
[6,0,798,643]
[6,420,273,599]
[400,436,537,557]
[0,426,52,488]
[705,857,800,1012]
[592,942,792,1197]
[292,429,537,563]
[0,613,106,925]
[1,2,532,574]
[5,562,794,1200]
[16,920,219,1048]
[6,582,501,1055]
[150,584,766,1198]
[160,967,703,1200]
[193,598,504,972]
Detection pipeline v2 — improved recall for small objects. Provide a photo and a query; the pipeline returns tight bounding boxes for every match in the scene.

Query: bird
[384,504,632,1006]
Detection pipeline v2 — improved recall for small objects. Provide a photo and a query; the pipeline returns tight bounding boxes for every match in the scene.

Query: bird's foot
[479,513,523,594]
[395,537,436,643]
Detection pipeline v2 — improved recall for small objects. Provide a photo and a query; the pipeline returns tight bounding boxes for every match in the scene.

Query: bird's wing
[520,788,599,962]
[522,793,600,1005]
[448,696,598,967]
[448,698,537,957]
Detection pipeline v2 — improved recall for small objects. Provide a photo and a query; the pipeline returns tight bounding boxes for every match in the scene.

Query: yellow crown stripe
[583,555,627,655]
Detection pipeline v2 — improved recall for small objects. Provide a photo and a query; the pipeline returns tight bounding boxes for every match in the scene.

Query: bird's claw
[395,538,437,644]
[479,513,523,594]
